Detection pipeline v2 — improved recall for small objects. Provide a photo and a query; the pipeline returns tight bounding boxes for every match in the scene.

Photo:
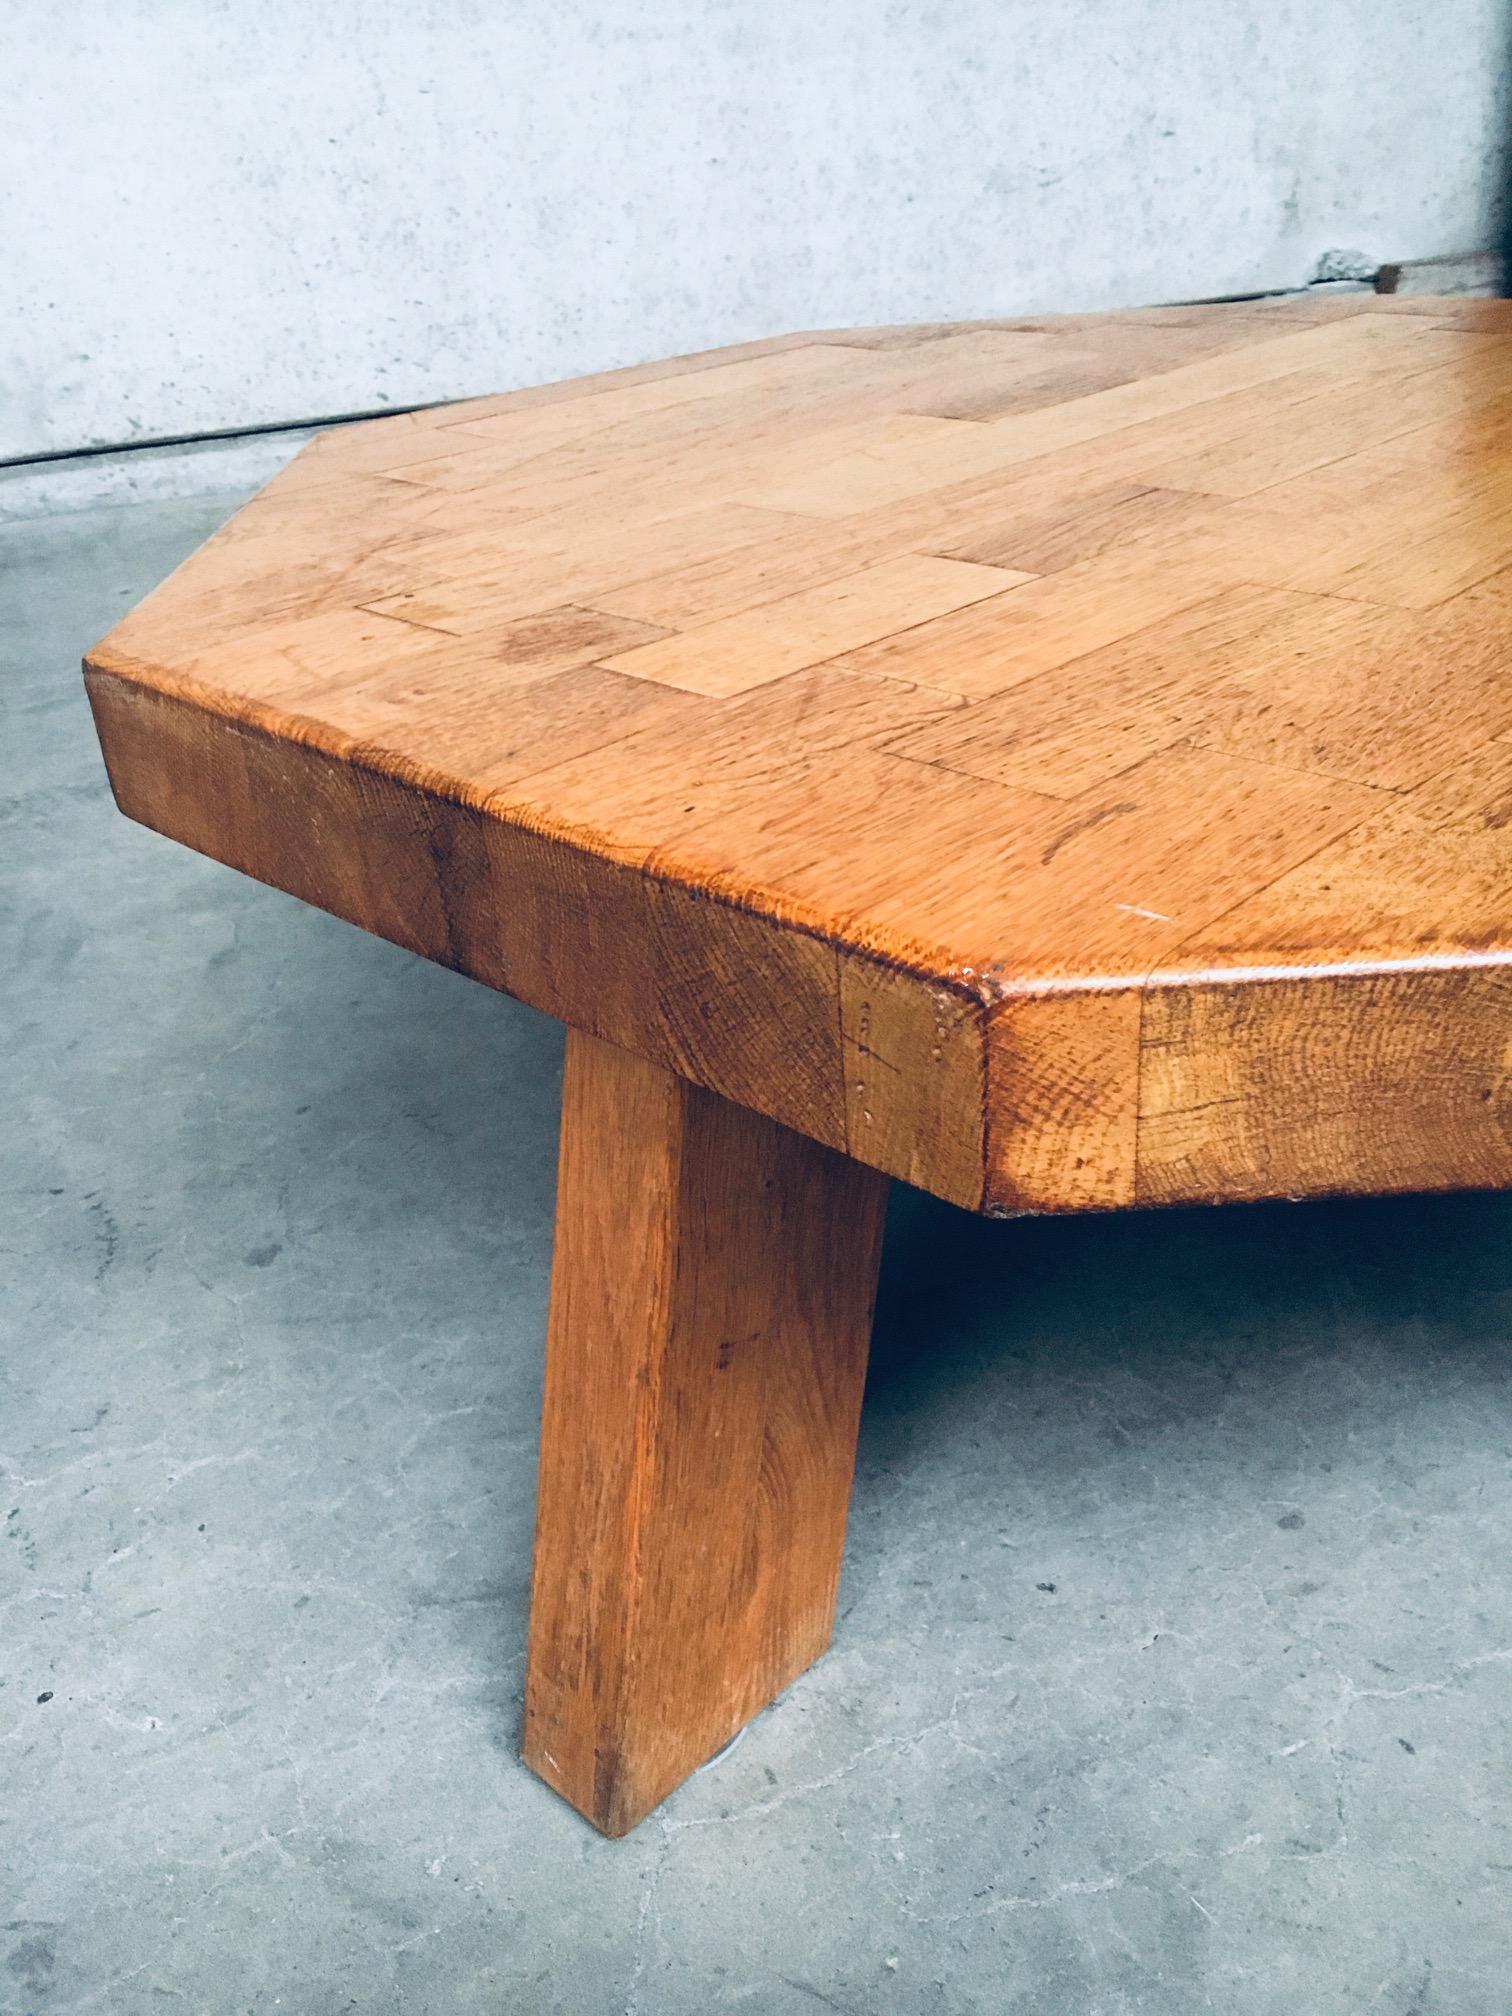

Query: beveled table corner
[85,293,1512,1832]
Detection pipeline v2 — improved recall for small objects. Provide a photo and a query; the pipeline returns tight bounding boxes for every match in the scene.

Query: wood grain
[86,301,1512,1215]
[1137,967,1512,1206]
[597,553,1028,697]
[524,1030,887,1835]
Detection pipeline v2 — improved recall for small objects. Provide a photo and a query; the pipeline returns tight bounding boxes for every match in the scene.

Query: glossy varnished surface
[86,295,1512,1213]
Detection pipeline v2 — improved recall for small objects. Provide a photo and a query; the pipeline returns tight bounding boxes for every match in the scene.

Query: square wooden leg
[523,1029,889,1835]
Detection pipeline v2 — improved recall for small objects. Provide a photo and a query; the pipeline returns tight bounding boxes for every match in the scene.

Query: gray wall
[5,1,1510,463]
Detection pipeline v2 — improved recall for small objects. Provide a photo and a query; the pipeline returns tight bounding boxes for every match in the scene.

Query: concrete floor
[3,493,1511,2015]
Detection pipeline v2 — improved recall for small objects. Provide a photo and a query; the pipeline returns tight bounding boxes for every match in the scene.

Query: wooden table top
[86,294,1512,1217]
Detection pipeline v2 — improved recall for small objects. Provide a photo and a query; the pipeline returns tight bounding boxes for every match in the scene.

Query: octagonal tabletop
[86,295,1512,1217]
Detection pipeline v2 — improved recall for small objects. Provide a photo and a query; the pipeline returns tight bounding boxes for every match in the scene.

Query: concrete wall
[5,1,1509,464]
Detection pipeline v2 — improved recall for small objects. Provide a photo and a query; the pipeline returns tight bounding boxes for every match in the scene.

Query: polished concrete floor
[4,492,1511,2015]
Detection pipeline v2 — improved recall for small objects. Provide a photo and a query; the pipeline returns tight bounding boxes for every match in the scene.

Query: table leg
[523,1029,889,1836]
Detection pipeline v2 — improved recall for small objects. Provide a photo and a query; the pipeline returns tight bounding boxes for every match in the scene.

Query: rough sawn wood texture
[86,295,1512,1216]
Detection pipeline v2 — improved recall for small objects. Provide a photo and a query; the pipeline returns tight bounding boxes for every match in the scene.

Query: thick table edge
[86,652,1512,1219]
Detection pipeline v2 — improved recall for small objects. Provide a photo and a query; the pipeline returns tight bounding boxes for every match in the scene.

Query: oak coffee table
[86,295,1512,1834]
